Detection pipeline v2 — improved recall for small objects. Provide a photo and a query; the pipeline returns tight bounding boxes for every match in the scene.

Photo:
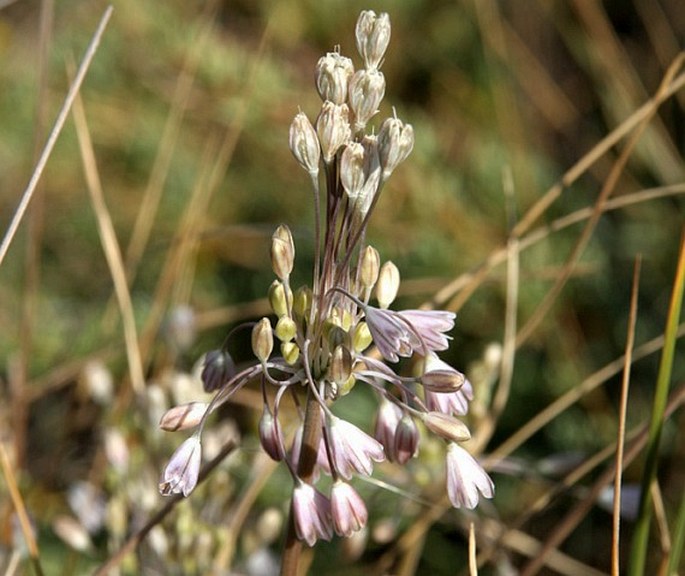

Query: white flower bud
[376,261,400,309]
[356,135,381,216]
[315,52,354,104]
[355,11,391,71]
[271,224,295,280]
[316,101,351,164]
[422,412,471,443]
[289,112,320,175]
[252,318,274,363]
[359,245,380,290]
[378,116,414,179]
[340,142,365,200]
[348,70,385,132]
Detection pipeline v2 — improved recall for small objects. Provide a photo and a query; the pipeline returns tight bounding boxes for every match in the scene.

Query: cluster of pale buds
[158,9,493,548]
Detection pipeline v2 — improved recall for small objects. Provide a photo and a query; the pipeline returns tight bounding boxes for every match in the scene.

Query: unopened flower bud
[293,285,312,321]
[422,412,471,443]
[348,69,385,132]
[252,318,274,362]
[340,142,365,200]
[359,246,380,290]
[328,345,352,385]
[352,321,373,352]
[356,135,381,216]
[421,370,465,393]
[337,374,356,396]
[271,225,295,280]
[259,406,283,461]
[268,280,288,317]
[355,11,391,71]
[281,341,300,365]
[275,316,297,342]
[289,111,320,175]
[376,261,400,309]
[378,116,414,179]
[316,101,351,164]
[325,323,348,350]
[394,415,419,464]
[315,52,354,104]
[159,402,208,432]
[201,349,236,392]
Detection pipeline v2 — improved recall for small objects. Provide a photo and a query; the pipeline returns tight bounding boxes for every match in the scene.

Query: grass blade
[629,229,685,575]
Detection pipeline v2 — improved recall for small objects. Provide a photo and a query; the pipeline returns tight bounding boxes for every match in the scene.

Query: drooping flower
[326,416,385,479]
[445,442,494,509]
[292,482,334,546]
[374,397,402,458]
[159,436,202,497]
[331,481,368,537]
[362,306,413,362]
[393,414,419,464]
[398,309,455,353]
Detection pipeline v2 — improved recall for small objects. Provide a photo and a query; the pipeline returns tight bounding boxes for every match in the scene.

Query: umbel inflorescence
[159,10,493,547]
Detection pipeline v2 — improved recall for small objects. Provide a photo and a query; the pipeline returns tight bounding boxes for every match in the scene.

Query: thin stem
[0,6,114,267]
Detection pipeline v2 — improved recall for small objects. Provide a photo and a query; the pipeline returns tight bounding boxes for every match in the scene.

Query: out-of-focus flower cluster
[159,10,493,547]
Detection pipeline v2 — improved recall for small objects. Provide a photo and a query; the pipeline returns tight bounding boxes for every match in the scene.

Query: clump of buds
[158,9,493,549]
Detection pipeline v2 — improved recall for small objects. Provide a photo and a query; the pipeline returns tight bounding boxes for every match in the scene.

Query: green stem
[628,230,685,575]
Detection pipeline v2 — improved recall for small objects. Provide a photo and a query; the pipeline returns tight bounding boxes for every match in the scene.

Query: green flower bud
[281,341,300,365]
[337,374,356,396]
[252,318,274,363]
[292,285,312,322]
[352,321,373,352]
[275,316,297,342]
[268,280,288,317]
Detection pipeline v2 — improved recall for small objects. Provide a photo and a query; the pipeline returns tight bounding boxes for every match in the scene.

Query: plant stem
[280,389,322,576]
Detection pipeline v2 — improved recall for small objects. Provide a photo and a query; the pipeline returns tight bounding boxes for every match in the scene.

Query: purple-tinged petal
[331,481,368,537]
[326,416,385,479]
[159,436,202,497]
[292,482,333,546]
[445,443,494,509]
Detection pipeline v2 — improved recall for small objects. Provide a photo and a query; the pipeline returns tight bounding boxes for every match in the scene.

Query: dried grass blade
[71,74,146,395]
[0,6,113,267]
[612,257,641,576]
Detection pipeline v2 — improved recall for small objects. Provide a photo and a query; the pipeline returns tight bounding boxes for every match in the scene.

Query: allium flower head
[159,9,494,552]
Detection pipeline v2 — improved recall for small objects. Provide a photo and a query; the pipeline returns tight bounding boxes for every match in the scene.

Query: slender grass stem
[628,230,685,575]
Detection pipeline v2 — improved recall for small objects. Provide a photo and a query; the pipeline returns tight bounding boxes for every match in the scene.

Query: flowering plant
[159,8,493,563]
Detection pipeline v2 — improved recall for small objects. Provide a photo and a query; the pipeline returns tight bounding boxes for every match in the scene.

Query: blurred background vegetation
[0,0,683,574]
